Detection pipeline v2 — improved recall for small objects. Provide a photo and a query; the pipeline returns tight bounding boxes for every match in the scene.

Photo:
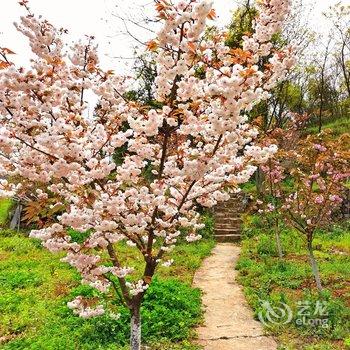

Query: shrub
[256,234,277,257]
[62,278,202,347]
[197,212,214,239]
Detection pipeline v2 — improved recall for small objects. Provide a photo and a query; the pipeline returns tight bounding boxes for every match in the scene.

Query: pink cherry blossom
[0,1,294,347]
[314,195,324,204]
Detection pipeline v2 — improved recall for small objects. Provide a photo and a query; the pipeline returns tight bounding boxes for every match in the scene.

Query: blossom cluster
[67,296,105,319]
[0,0,293,316]
[285,135,349,229]
[260,131,350,233]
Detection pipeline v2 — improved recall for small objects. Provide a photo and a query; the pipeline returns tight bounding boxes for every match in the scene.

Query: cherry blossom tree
[0,0,293,348]
[258,129,349,291]
[259,157,286,258]
[281,132,350,291]
[257,113,310,259]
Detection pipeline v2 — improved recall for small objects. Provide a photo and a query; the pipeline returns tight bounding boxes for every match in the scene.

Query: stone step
[213,193,245,242]
[215,223,241,229]
[215,214,241,220]
[217,203,243,208]
[214,228,241,235]
[215,223,241,230]
[215,217,242,224]
[218,197,245,202]
[215,215,241,219]
[216,217,242,222]
[217,210,244,214]
[215,209,242,215]
[216,201,244,206]
[215,234,241,243]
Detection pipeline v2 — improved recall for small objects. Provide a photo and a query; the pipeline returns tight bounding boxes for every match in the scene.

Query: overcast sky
[1,0,350,71]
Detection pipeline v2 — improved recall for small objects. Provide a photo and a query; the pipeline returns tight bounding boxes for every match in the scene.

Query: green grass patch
[0,225,215,349]
[306,116,350,137]
[0,198,13,226]
[238,217,350,350]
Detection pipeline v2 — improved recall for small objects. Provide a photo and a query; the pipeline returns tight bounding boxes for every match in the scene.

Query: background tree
[259,132,350,291]
[256,113,310,259]
[223,0,313,197]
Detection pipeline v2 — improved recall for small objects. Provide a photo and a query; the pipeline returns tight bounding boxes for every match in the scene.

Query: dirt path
[193,244,277,350]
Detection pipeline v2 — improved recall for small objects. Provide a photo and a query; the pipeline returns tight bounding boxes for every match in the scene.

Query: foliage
[225,4,257,49]
[307,117,350,137]
[0,198,12,226]
[140,278,202,342]
[256,127,350,290]
[21,195,65,228]
[197,211,214,239]
[125,54,159,108]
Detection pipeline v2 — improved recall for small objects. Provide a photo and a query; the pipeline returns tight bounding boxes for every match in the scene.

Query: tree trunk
[255,166,265,197]
[10,203,22,231]
[274,219,283,259]
[307,240,323,291]
[130,301,142,350]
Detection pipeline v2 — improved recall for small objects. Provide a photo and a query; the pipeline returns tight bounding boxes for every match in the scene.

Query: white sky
[1,0,350,71]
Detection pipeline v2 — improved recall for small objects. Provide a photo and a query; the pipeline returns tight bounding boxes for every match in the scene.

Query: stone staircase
[214,194,246,242]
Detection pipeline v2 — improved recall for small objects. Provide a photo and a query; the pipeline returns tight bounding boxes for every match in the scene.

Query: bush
[256,234,277,256]
[197,212,214,239]
[141,278,202,342]
[294,291,350,340]
[0,198,13,227]
[241,214,266,239]
[62,278,202,347]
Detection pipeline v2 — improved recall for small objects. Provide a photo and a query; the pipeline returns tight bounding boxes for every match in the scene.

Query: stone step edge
[215,234,241,242]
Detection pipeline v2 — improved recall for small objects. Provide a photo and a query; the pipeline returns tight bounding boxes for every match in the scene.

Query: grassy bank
[237,216,350,350]
[0,199,12,227]
[307,117,350,137]
[0,224,215,349]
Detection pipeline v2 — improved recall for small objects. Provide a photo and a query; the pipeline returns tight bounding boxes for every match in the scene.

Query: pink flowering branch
[283,133,349,290]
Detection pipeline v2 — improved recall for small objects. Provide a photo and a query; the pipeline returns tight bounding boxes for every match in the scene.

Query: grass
[306,116,350,137]
[0,198,12,227]
[237,216,350,350]
[0,218,215,349]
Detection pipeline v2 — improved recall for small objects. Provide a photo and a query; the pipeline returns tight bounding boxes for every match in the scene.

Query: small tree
[0,0,293,348]
[258,157,286,258]
[281,132,350,291]
[256,113,310,258]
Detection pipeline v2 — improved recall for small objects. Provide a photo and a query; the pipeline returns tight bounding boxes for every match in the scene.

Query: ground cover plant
[0,221,215,349]
[0,199,12,227]
[237,216,350,350]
